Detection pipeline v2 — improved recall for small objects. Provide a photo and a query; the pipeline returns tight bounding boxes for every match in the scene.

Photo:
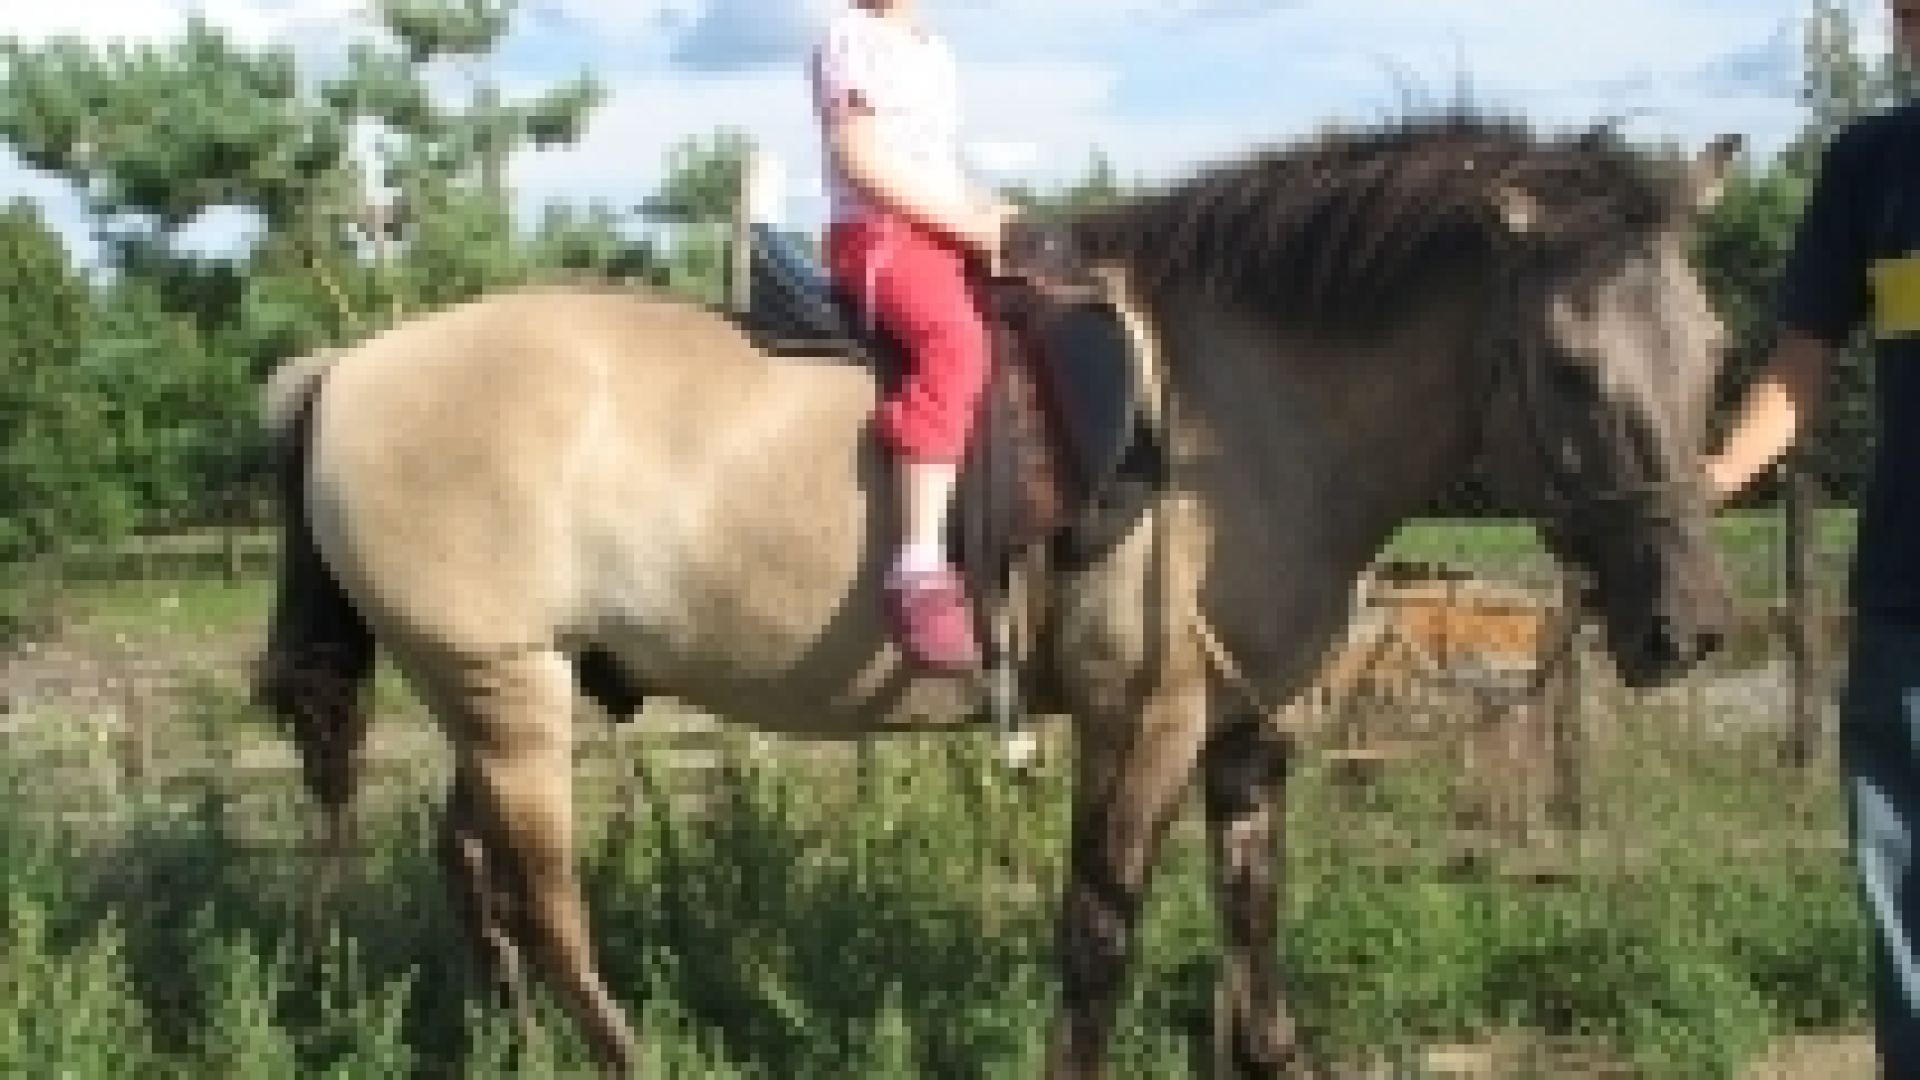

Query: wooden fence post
[1546,571,1587,832]
[223,509,244,583]
[118,666,153,791]
[730,145,755,318]
[1782,460,1824,767]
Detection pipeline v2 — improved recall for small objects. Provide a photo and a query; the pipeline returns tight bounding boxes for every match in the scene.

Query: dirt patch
[1334,1032,1877,1079]
[1742,1033,1877,1080]
[2,631,252,727]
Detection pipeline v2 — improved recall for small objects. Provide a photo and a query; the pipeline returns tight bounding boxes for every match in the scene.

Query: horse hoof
[1229,1019,1305,1079]
[1000,728,1042,770]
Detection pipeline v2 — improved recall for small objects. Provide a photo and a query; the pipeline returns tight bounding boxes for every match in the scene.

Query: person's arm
[1705,122,1875,502]
[824,106,1003,254]
[1704,331,1838,500]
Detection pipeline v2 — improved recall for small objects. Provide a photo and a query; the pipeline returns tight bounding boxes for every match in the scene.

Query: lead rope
[1092,266,1284,729]
[982,308,1034,770]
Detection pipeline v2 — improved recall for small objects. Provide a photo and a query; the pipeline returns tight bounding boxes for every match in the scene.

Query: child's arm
[824,103,1005,255]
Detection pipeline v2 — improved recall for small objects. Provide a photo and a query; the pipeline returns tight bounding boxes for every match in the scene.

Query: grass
[0,541,1877,1078]
[1385,509,1855,570]
[51,574,273,641]
[1383,509,1858,606]
[0,676,1877,1078]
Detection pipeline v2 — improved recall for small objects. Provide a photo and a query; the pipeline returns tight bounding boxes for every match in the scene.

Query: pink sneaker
[882,568,983,672]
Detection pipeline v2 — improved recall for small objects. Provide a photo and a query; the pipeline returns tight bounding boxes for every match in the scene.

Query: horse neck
[1152,278,1494,574]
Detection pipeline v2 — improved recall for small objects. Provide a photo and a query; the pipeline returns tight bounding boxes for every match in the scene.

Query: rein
[1480,268,1699,536]
[1134,260,1705,729]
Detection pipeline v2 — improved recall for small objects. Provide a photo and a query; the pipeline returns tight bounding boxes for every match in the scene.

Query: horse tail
[254,348,376,822]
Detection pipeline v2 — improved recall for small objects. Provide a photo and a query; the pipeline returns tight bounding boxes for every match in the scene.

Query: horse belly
[586,601,990,736]
[577,451,990,736]
[649,671,991,739]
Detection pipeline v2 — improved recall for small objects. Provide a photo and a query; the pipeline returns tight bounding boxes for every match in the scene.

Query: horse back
[300,288,888,672]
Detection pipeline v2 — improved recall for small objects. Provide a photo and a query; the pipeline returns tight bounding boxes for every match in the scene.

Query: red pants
[826,215,991,463]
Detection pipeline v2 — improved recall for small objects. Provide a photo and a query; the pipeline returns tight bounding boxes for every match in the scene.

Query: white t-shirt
[809,7,968,226]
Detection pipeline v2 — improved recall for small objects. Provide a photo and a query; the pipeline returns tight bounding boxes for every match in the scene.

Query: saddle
[735,219,1166,695]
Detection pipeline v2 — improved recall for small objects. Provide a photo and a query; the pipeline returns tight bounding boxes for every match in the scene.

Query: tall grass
[0,688,1873,1078]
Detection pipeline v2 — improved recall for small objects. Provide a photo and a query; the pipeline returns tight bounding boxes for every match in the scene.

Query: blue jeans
[1841,613,1920,1076]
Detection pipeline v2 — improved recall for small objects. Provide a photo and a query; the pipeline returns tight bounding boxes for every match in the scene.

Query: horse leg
[1202,712,1301,1078]
[437,764,532,1020]
[439,648,639,1073]
[1048,684,1212,1080]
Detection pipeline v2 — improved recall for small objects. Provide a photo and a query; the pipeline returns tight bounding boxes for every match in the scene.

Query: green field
[0,562,1879,1078]
[0,712,1876,1079]
[1390,507,1850,572]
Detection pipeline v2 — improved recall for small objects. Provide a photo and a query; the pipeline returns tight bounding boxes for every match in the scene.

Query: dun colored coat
[258,115,1739,1077]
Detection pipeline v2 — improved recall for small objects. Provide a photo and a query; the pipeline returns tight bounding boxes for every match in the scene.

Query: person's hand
[955,200,1015,258]
[1702,457,1747,507]
[991,200,1021,238]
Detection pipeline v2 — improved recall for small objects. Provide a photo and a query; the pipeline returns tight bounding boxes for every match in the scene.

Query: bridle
[1478,263,1701,541]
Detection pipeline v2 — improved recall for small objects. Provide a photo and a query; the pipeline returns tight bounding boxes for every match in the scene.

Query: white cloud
[507,68,820,218]
[672,0,834,70]
[963,140,1042,178]
[1117,0,1830,156]
[528,0,702,40]
[962,61,1254,185]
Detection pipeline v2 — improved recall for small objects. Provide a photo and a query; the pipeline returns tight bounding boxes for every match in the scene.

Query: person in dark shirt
[1708,3,1920,1072]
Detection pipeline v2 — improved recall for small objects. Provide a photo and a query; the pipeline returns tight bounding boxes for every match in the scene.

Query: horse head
[1476,133,1741,686]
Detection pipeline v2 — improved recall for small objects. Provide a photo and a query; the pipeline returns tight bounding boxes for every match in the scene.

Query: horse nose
[1695,625,1726,659]
[1642,615,1723,674]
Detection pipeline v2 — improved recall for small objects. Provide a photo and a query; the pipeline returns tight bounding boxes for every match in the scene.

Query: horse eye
[1546,360,1597,398]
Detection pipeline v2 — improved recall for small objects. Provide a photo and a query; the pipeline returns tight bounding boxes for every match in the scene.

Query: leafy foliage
[0,202,123,639]
[1002,148,1136,218]
[0,201,117,568]
[0,2,632,544]
[1695,162,1876,505]
[0,683,1875,1077]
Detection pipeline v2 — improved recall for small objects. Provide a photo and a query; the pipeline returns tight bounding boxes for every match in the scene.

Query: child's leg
[896,459,959,574]
[826,217,991,669]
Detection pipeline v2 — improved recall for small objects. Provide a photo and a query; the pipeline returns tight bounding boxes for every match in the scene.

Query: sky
[0,0,1899,260]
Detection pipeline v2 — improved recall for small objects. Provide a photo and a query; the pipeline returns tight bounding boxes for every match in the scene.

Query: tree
[0,0,610,343]
[0,200,119,556]
[319,0,605,321]
[645,130,754,224]
[0,1,618,531]
[638,130,754,304]
[1001,148,1135,219]
[1797,1,1878,152]
[0,201,116,634]
[1785,0,1914,168]
[1695,164,1876,504]
[526,202,664,283]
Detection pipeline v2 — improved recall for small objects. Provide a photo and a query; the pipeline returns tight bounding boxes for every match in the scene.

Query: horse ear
[1689,133,1743,212]
[1495,185,1545,237]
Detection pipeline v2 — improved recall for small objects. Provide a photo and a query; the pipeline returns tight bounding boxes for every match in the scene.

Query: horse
[256,113,1739,1077]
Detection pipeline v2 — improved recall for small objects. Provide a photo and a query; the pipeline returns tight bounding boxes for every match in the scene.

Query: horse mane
[1069,110,1690,330]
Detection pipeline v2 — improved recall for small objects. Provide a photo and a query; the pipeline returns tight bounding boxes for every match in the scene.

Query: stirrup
[985,607,1038,771]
